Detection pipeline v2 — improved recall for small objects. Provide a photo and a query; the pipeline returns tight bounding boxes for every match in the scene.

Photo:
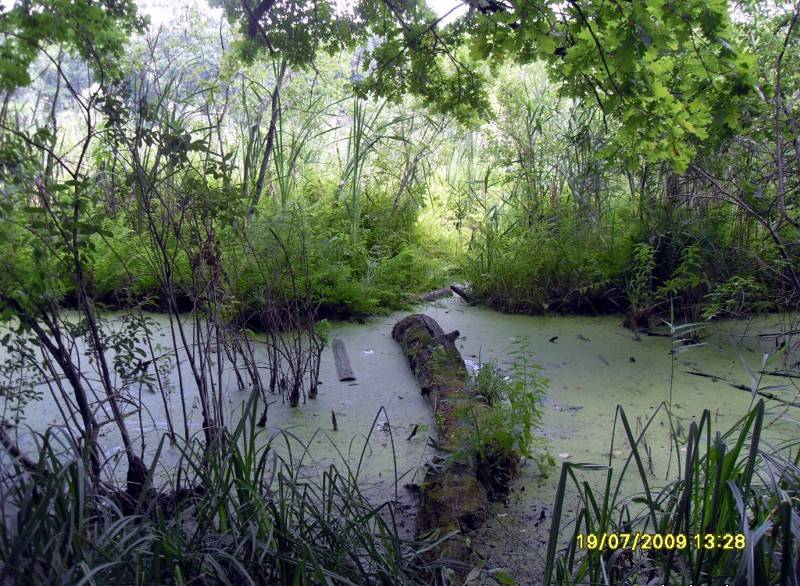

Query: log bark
[392,314,488,563]
[332,338,355,381]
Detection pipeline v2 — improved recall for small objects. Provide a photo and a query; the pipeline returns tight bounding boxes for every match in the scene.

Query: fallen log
[392,314,488,563]
[450,283,474,304]
[418,286,453,302]
[332,338,355,381]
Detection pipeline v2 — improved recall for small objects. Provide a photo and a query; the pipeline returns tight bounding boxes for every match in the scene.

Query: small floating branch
[759,370,800,379]
[686,370,722,382]
[332,338,355,381]
[727,384,800,408]
[757,329,800,338]
[687,370,800,407]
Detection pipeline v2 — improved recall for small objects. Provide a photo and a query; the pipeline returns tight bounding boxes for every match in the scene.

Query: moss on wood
[392,313,504,571]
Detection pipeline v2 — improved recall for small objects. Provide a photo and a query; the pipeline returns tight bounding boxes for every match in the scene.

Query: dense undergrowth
[89,202,453,319]
[3,13,798,326]
[19,175,797,326]
[67,163,800,327]
[462,199,793,322]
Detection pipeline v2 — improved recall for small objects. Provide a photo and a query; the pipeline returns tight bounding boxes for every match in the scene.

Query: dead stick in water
[419,286,453,302]
[688,370,800,407]
[686,370,722,382]
[0,425,38,472]
[728,383,800,407]
[759,370,800,379]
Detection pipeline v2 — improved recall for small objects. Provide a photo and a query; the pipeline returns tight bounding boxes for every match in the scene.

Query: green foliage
[626,242,657,312]
[91,218,192,305]
[3,0,791,325]
[227,196,449,317]
[458,338,551,478]
[702,275,771,319]
[214,0,355,68]
[0,0,145,89]
[0,329,42,420]
[462,210,629,314]
[471,363,543,462]
[461,180,789,320]
[465,0,755,169]
[214,0,757,168]
[659,244,705,298]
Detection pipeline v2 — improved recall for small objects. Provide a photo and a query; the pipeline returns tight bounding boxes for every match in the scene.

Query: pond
[0,312,435,530]
[2,298,798,579]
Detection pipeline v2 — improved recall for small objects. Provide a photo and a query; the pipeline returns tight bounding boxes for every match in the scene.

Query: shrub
[456,338,552,498]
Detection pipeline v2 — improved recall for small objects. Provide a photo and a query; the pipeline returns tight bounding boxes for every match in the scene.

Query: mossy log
[392,314,488,562]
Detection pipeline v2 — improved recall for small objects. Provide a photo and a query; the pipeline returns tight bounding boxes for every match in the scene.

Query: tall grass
[544,400,799,586]
[0,394,442,585]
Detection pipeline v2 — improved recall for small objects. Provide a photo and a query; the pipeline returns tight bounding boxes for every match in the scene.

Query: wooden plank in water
[332,338,355,381]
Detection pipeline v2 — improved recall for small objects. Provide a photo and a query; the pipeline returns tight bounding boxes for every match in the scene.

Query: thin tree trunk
[249,59,287,215]
[774,1,799,221]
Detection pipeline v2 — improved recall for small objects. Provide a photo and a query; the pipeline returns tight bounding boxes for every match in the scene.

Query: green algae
[2,301,798,578]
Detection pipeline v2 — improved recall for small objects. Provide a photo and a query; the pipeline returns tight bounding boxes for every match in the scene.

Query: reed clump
[0,395,443,585]
[545,400,800,586]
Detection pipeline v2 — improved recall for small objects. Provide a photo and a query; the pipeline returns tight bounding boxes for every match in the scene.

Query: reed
[544,400,799,586]
[0,393,443,585]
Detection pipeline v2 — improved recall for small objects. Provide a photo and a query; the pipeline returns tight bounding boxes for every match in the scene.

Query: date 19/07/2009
[576,532,746,551]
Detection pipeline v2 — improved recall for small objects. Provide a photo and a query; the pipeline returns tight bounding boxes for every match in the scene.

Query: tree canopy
[0,0,146,88]
[210,0,755,169]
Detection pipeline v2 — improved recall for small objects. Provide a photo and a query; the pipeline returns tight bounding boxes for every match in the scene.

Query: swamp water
[2,299,798,581]
[0,313,436,529]
[418,299,798,582]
